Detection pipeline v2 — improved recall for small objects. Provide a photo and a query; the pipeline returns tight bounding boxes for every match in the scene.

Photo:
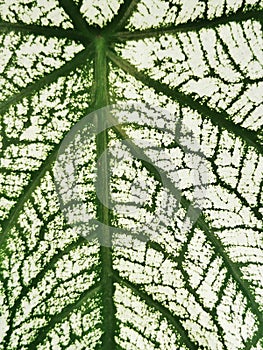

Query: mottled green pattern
[0,0,262,349]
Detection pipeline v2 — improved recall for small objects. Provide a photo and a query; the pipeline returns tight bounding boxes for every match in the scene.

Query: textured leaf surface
[0,0,262,349]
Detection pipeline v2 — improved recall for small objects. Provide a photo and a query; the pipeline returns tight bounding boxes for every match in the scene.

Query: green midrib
[94,36,116,349]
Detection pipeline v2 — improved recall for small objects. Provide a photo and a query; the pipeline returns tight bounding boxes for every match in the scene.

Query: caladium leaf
[0,0,262,349]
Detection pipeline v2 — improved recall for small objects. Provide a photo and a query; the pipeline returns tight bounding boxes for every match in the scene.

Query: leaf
[0,1,262,349]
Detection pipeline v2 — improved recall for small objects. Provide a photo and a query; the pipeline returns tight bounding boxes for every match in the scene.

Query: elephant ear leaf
[0,0,262,349]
